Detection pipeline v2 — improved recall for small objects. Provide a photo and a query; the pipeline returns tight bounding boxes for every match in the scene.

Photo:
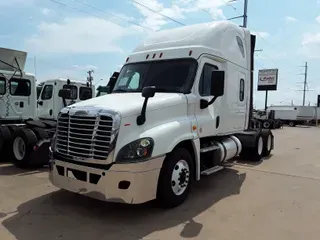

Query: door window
[41,85,54,100]
[10,79,31,96]
[199,64,218,96]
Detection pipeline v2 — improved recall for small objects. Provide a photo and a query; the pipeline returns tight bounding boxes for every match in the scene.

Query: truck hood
[70,92,187,117]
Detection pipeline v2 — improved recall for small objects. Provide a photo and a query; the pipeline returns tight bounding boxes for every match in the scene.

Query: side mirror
[58,89,71,99]
[106,86,111,94]
[210,71,225,97]
[142,86,156,98]
[137,86,156,126]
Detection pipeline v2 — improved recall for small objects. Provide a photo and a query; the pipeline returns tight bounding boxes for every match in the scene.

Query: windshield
[113,59,197,94]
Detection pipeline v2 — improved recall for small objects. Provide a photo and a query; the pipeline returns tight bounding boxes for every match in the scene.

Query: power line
[71,0,154,31]
[129,0,186,26]
[48,0,143,33]
[225,0,299,77]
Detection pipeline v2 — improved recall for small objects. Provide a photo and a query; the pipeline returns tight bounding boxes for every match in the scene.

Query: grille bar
[56,113,113,160]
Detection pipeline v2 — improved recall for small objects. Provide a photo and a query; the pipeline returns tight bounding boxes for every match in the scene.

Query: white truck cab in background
[0,47,95,168]
[49,21,274,208]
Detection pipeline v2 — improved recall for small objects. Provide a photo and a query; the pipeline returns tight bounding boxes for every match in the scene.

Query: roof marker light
[126,57,129,62]
[159,53,163,58]
[152,53,156,59]
[189,50,192,56]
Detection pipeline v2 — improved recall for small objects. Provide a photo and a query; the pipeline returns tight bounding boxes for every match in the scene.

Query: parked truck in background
[49,21,275,208]
[0,47,95,168]
[267,105,319,127]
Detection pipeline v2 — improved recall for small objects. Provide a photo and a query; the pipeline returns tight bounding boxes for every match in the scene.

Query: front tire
[157,148,194,208]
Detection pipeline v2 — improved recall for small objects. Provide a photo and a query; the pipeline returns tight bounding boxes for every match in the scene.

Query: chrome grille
[56,113,113,160]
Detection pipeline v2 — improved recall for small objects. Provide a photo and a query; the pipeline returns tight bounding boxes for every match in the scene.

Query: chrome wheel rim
[267,134,272,151]
[13,137,26,160]
[171,160,190,196]
[257,137,263,155]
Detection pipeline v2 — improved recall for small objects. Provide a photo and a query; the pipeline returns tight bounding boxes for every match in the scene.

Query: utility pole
[227,0,249,28]
[243,0,248,27]
[302,62,308,106]
[87,70,94,88]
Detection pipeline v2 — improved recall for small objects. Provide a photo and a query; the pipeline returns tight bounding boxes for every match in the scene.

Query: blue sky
[0,0,319,108]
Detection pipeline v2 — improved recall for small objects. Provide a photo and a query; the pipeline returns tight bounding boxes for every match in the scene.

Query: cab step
[200,165,224,176]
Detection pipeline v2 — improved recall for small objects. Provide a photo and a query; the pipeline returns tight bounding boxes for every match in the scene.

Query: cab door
[8,78,35,120]
[37,84,54,119]
[194,57,223,138]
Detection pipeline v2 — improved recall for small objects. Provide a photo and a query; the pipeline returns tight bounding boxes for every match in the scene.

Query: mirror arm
[200,96,218,109]
[137,97,149,125]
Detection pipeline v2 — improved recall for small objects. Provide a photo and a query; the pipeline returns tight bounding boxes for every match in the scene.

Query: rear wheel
[263,120,271,129]
[240,134,263,162]
[0,126,14,162]
[31,127,49,140]
[157,148,194,208]
[288,121,295,127]
[261,131,273,157]
[12,128,38,168]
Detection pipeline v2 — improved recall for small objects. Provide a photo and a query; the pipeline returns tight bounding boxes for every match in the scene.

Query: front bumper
[49,156,165,204]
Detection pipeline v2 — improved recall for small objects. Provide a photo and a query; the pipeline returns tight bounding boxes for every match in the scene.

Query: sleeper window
[239,78,244,101]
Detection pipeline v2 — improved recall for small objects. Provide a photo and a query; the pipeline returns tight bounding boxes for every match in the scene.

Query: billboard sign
[257,68,278,91]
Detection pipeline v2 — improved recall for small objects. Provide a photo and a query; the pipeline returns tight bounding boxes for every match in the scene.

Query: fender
[140,119,195,157]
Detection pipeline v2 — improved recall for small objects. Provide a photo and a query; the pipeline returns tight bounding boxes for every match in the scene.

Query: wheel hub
[13,137,26,161]
[171,160,190,196]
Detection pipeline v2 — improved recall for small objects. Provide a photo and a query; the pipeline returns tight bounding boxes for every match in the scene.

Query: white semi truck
[0,47,95,168]
[49,21,274,208]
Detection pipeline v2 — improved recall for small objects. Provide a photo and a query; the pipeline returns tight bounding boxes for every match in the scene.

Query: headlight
[116,138,154,163]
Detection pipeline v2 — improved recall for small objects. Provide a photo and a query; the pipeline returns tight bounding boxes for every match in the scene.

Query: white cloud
[25,17,136,55]
[0,0,33,6]
[41,8,51,16]
[300,32,320,58]
[72,64,98,70]
[285,16,297,23]
[131,0,226,31]
[251,31,270,38]
[316,15,320,24]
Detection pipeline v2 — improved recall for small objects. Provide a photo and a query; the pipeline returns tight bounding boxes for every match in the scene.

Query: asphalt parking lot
[1,126,320,240]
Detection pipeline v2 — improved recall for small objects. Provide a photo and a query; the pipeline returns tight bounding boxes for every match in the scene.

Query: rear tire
[157,148,194,208]
[239,134,263,162]
[31,127,49,140]
[261,130,273,157]
[12,128,38,168]
[0,126,13,162]
[263,120,271,129]
[288,121,295,127]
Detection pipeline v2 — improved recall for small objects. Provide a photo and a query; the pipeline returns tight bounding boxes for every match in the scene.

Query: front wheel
[157,148,194,208]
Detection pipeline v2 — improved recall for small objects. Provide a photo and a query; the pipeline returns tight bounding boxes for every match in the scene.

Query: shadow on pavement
[0,164,47,176]
[2,168,246,240]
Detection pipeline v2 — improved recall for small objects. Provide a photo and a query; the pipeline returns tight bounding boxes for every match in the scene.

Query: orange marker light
[192,125,197,130]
